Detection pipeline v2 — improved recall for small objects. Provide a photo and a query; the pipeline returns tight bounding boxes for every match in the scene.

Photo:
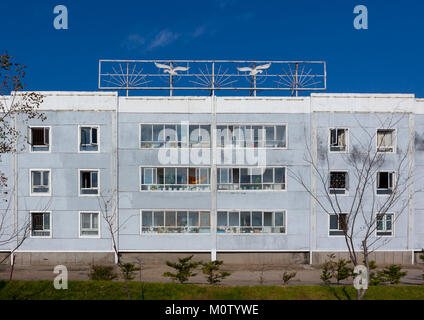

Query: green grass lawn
[0,280,423,300]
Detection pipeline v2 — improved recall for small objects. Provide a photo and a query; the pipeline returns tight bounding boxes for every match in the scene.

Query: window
[377,129,395,152]
[30,127,50,152]
[80,212,99,237]
[217,167,286,191]
[329,214,347,236]
[140,124,211,148]
[329,128,348,152]
[80,126,99,152]
[216,124,287,148]
[140,167,210,191]
[217,210,286,234]
[141,210,210,233]
[31,212,51,237]
[377,171,395,195]
[377,213,394,236]
[30,170,50,195]
[329,171,348,195]
[80,170,99,195]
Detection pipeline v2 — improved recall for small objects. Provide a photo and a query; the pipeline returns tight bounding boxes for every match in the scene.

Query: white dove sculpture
[154,62,190,76]
[237,63,271,76]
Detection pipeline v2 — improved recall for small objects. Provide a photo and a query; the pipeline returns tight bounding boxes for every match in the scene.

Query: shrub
[201,260,231,285]
[88,265,118,281]
[379,265,407,284]
[320,254,336,285]
[163,255,202,284]
[334,259,353,284]
[281,271,297,285]
[367,260,382,286]
[119,263,141,281]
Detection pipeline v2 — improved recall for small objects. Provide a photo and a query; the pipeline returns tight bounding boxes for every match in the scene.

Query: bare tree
[291,114,416,300]
[0,53,45,268]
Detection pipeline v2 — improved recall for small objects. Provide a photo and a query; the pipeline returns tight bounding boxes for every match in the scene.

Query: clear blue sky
[1,0,423,96]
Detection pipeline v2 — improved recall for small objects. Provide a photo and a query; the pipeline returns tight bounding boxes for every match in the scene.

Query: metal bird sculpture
[154,62,190,75]
[237,63,271,75]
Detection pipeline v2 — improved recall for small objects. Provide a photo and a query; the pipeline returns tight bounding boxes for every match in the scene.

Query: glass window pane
[33,171,41,185]
[91,128,98,144]
[177,211,188,226]
[275,168,285,184]
[165,211,176,227]
[240,211,251,227]
[275,212,285,227]
[188,168,196,184]
[142,211,153,227]
[153,125,164,142]
[240,169,250,183]
[165,168,176,184]
[154,211,164,226]
[91,172,98,188]
[263,169,273,183]
[43,213,50,230]
[92,213,98,229]
[217,212,227,226]
[177,168,187,185]
[229,212,239,226]
[330,215,339,230]
[42,172,49,186]
[141,125,152,141]
[264,212,273,226]
[265,126,274,141]
[189,211,199,226]
[81,128,90,145]
[198,168,209,184]
[252,212,262,226]
[386,214,393,230]
[157,168,164,184]
[164,124,177,143]
[276,126,286,147]
[200,212,210,227]
[81,213,91,229]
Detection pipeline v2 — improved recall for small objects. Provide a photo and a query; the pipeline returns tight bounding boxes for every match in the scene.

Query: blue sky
[1,0,423,96]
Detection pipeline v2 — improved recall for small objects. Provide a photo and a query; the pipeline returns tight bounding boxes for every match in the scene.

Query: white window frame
[328,128,349,153]
[78,169,100,196]
[376,128,396,153]
[329,170,349,196]
[139,166,211,192]
[140,209,211,234]
[217,167,287,192]
[29,126,51,153]
[79,211,101,238]
[376,213,395,237]
[216,123,288,149]
[216,210,287,235]
[328,213,348,237]
[30,211,52,238]
[376,171,396,195]
[139,123,212,149]
[29,169,51,196]
[78,125,100,153]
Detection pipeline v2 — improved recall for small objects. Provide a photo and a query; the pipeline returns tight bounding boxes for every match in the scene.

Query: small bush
[320,254,336,285]
[334,259,353,284]
[119,263,141,281]
[281,271,297,285]
[201,260,231,285]
[379,265,407,285]
[367,261,382,286]
[88,265,118,281]
[163,255,202,284]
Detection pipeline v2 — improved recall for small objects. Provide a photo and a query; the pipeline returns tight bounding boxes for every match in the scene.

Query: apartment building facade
[2,91,424,265]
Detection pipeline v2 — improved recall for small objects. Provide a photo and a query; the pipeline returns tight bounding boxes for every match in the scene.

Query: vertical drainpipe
[211,95,217,261]
[114,93,119,264]
[309,97,317,265]
[12,113,18,266]
[408,113,414,264]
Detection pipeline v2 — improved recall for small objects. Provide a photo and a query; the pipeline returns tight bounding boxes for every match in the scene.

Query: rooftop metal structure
[98,60,326,96]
